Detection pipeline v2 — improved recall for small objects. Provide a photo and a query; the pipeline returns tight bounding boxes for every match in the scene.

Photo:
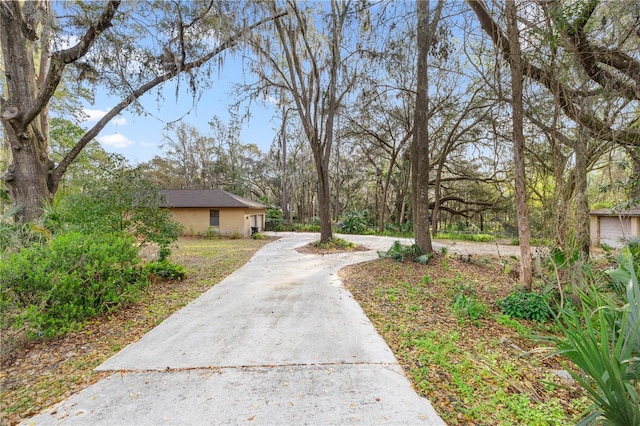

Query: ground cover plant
[340,254,590,425]
[0,237,271,426]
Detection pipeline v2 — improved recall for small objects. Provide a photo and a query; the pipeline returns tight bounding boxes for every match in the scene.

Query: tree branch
[467,0,640,147]
[24,1,121,125]
[51,10,287,192]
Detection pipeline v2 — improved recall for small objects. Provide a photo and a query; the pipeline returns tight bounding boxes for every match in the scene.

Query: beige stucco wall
[168,208,265,237]
[632,217,640,239]
[589,215,600,247]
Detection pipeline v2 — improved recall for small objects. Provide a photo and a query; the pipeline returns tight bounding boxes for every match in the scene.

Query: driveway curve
[24,233,445,425]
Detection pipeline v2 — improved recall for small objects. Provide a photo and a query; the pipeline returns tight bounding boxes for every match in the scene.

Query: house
[160,189,268,237]
[589,207,640,248]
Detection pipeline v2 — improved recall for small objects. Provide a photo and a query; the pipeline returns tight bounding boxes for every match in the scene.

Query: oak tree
[0,0,284,222]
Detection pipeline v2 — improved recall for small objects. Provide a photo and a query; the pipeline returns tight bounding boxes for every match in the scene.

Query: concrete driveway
[24,233,445,425]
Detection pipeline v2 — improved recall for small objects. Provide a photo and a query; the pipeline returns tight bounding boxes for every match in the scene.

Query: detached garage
[160,189,267,238]
[590,207,640,248]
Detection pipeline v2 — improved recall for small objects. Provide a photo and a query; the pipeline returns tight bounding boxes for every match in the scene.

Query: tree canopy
[1,0,638,260]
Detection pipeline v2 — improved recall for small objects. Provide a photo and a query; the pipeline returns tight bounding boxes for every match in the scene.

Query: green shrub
[311,237,355,250]
[0,206,52,256]
[144,260,187,280]
[272,223,290,232]
[0,231,149,339]
[338,210,371,234]
[607,238,640,294]
[383,220,413,237]
[227,230,243,239]
[265,208,284,231]
[293,222,321,232]
[414,254,432,264]
[434,232,495,242]
[500,291,554,322]
[58,169,182,260]
[378,240,423,262]
[205,227,221,239]
[251,232,266,240]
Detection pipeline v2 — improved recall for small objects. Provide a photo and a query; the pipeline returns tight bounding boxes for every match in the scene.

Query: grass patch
[340,256,590,425]
[434,232,495,242]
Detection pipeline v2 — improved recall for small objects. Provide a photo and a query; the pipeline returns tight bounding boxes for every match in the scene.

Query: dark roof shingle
[159,189,267,209]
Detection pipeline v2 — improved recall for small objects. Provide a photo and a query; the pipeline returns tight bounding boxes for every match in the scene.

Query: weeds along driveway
[24,233,444,425]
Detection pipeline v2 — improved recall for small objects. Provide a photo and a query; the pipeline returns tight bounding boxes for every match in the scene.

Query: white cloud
[112,117,127,126]
[98,134,134,149]
[82,108,108,122]
[80,109,126,127]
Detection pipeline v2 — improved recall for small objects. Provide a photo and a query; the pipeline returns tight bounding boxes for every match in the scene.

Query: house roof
[589,206,640,217]
[159,189,268,209]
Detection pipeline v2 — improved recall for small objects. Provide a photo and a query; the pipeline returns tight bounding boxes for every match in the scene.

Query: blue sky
[78,54,278,165]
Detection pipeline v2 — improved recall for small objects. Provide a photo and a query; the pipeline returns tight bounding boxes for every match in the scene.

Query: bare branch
[24,1,121,125]
[467,0,640,147]
[50,10,288,192]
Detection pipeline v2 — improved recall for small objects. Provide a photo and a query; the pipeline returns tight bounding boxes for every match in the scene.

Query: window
[209,209,219,226]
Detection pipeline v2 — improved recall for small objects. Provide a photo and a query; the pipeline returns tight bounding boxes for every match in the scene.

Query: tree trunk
[411,0,443,253]
[318,164,332,241]
[431,163,443,236]
[2,130,53,222]
[394,148,411,225]
[574,127,590,257]
[280,107,290,221]
[0,1,52,222]
[626,146,640,203]
[551,127,569,250]
[379,162,394,233]
[506,0,533,290]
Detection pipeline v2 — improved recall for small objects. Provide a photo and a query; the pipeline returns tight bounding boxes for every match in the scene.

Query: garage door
[600,216,632,248]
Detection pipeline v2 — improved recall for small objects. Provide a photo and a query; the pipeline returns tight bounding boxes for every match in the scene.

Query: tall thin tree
[505,0,533,289]
[412,0,444,253]
[248,0,360,242]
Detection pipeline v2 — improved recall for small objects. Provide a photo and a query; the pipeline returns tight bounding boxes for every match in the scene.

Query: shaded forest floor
[340,254,590,425]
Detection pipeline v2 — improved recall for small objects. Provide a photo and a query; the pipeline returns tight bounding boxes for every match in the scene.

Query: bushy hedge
[0,231,149,339]
[378,240,423,262]
[56,169,182,261]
